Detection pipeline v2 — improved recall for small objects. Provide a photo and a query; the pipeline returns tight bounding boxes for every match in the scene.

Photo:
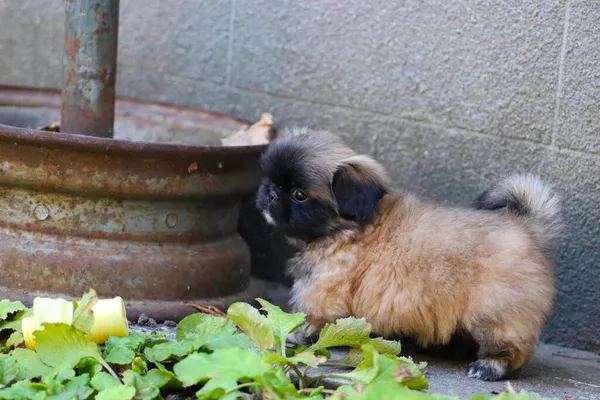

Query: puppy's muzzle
[261,187,279,226]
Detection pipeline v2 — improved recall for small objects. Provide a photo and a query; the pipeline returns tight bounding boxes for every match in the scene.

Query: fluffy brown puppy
[256,128,561,381]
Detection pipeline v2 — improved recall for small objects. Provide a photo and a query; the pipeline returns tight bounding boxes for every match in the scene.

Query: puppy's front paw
[466,359,508,381]
[288,323,321,346]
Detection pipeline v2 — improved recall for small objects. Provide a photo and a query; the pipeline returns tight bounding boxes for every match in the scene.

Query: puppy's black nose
[268,190,278,202]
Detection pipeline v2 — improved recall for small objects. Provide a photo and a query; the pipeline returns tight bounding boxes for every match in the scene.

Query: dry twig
[187,303,227,318]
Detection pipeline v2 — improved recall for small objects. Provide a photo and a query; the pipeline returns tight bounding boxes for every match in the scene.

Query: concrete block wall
[1,0,598,352]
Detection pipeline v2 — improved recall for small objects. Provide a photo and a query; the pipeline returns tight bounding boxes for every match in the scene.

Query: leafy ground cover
[0,291,556,399]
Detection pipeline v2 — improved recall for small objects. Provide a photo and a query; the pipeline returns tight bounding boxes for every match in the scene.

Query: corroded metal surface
[61,0,119,137]
[0,86,266,321]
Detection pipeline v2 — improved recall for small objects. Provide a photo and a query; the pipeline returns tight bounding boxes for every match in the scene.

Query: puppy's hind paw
[466,359,508,381]
[287,323,321,346]
[287,330,310,346]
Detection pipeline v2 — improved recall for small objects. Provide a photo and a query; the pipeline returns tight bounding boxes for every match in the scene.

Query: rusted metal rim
[0,86,268,320]
[0,86,266,199]
[0,86,267,158]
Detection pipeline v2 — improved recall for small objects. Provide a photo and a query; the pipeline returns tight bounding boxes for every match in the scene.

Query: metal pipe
[61,0,119,138]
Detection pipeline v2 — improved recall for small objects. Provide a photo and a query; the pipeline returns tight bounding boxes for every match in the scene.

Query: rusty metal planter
[0,86,265,321]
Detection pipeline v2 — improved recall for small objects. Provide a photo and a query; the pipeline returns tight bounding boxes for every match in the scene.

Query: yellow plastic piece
[88,297,129,344]
[22,317,36,350]
[22,297,75,350]
[33,297,74,327]
[22,295,129,349]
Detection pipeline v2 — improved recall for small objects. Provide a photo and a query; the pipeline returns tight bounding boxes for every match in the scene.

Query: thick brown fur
[256,128,561,381]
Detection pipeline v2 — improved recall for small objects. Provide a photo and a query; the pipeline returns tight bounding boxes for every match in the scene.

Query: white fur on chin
[262,211,276,226]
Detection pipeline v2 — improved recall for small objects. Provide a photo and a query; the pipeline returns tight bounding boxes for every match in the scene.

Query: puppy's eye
[291,188,308,203]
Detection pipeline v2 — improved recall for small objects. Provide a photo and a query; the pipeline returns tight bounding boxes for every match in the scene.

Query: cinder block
[539,149,600,350]
[554,1,600,154]
[31,0,64,88]
[0,0,42,87]
[353,119,545,203]
[228,89,365,135]
[118,0,232,85]
[0,41,38,88]
[230,0,566,142]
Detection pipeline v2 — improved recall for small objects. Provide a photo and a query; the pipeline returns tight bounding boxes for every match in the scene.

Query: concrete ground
[301,342,600,399]
[420,344,600,399]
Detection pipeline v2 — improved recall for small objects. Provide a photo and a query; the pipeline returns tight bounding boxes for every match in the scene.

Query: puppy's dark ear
[332,155,390,224]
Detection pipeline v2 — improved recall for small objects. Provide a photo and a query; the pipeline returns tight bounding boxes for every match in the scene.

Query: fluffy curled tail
[475,174,562,253]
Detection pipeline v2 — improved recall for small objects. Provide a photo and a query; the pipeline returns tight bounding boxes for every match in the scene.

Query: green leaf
[122,371,160,400]
[173,347,267,388]
[52,368,76,383]
[393,359,429,390]
[341,345,428,391]
[227,302,274,351]
[263,350,327,368]
[309,318,371,350]
[37,373,68,397]
[0,300,25,322]
[0,309,32,333]
[10,349,53,380]
[96,385,136,400]
[340,345,380,384]
[47,373,94,400]
[75,358,103,378]
[176,313,253,351]
[72,290,98,335]
[144,340,193,363]
[34,323,118,382]
[105,333,149,351]
[35,324,103,370]
[0,379,48,400]
[145,369,173,389]
[470,384,560,400]
[148,362,181,390]
[286,344,308,356]
[257,298,306,355]
[308,318,401,366]
[105,347,135,365]
[339,382,447,400]
[330,337,402,367]
[103,333,148,365]
[370,337,403,356]
[6,331,24,348]
[328,348,365,367]
[0,354,18,386]
[131,357,147,375]
[176,313,235,340]
[256,369,300,399]
[91,372,120,391]
[195,379,240,400]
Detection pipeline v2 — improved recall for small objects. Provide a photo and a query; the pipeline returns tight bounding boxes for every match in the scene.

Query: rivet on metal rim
[34,205,50,221]
[165,213,178,229]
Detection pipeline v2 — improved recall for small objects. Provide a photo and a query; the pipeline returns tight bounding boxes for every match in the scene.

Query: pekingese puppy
[256,128,561,381]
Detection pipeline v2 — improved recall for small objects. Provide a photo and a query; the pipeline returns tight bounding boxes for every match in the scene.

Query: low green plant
[0,291,558,399]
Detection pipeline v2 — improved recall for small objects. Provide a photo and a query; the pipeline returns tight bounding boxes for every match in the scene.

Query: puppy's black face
[256,141,342,242]
[257,138,388,243]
